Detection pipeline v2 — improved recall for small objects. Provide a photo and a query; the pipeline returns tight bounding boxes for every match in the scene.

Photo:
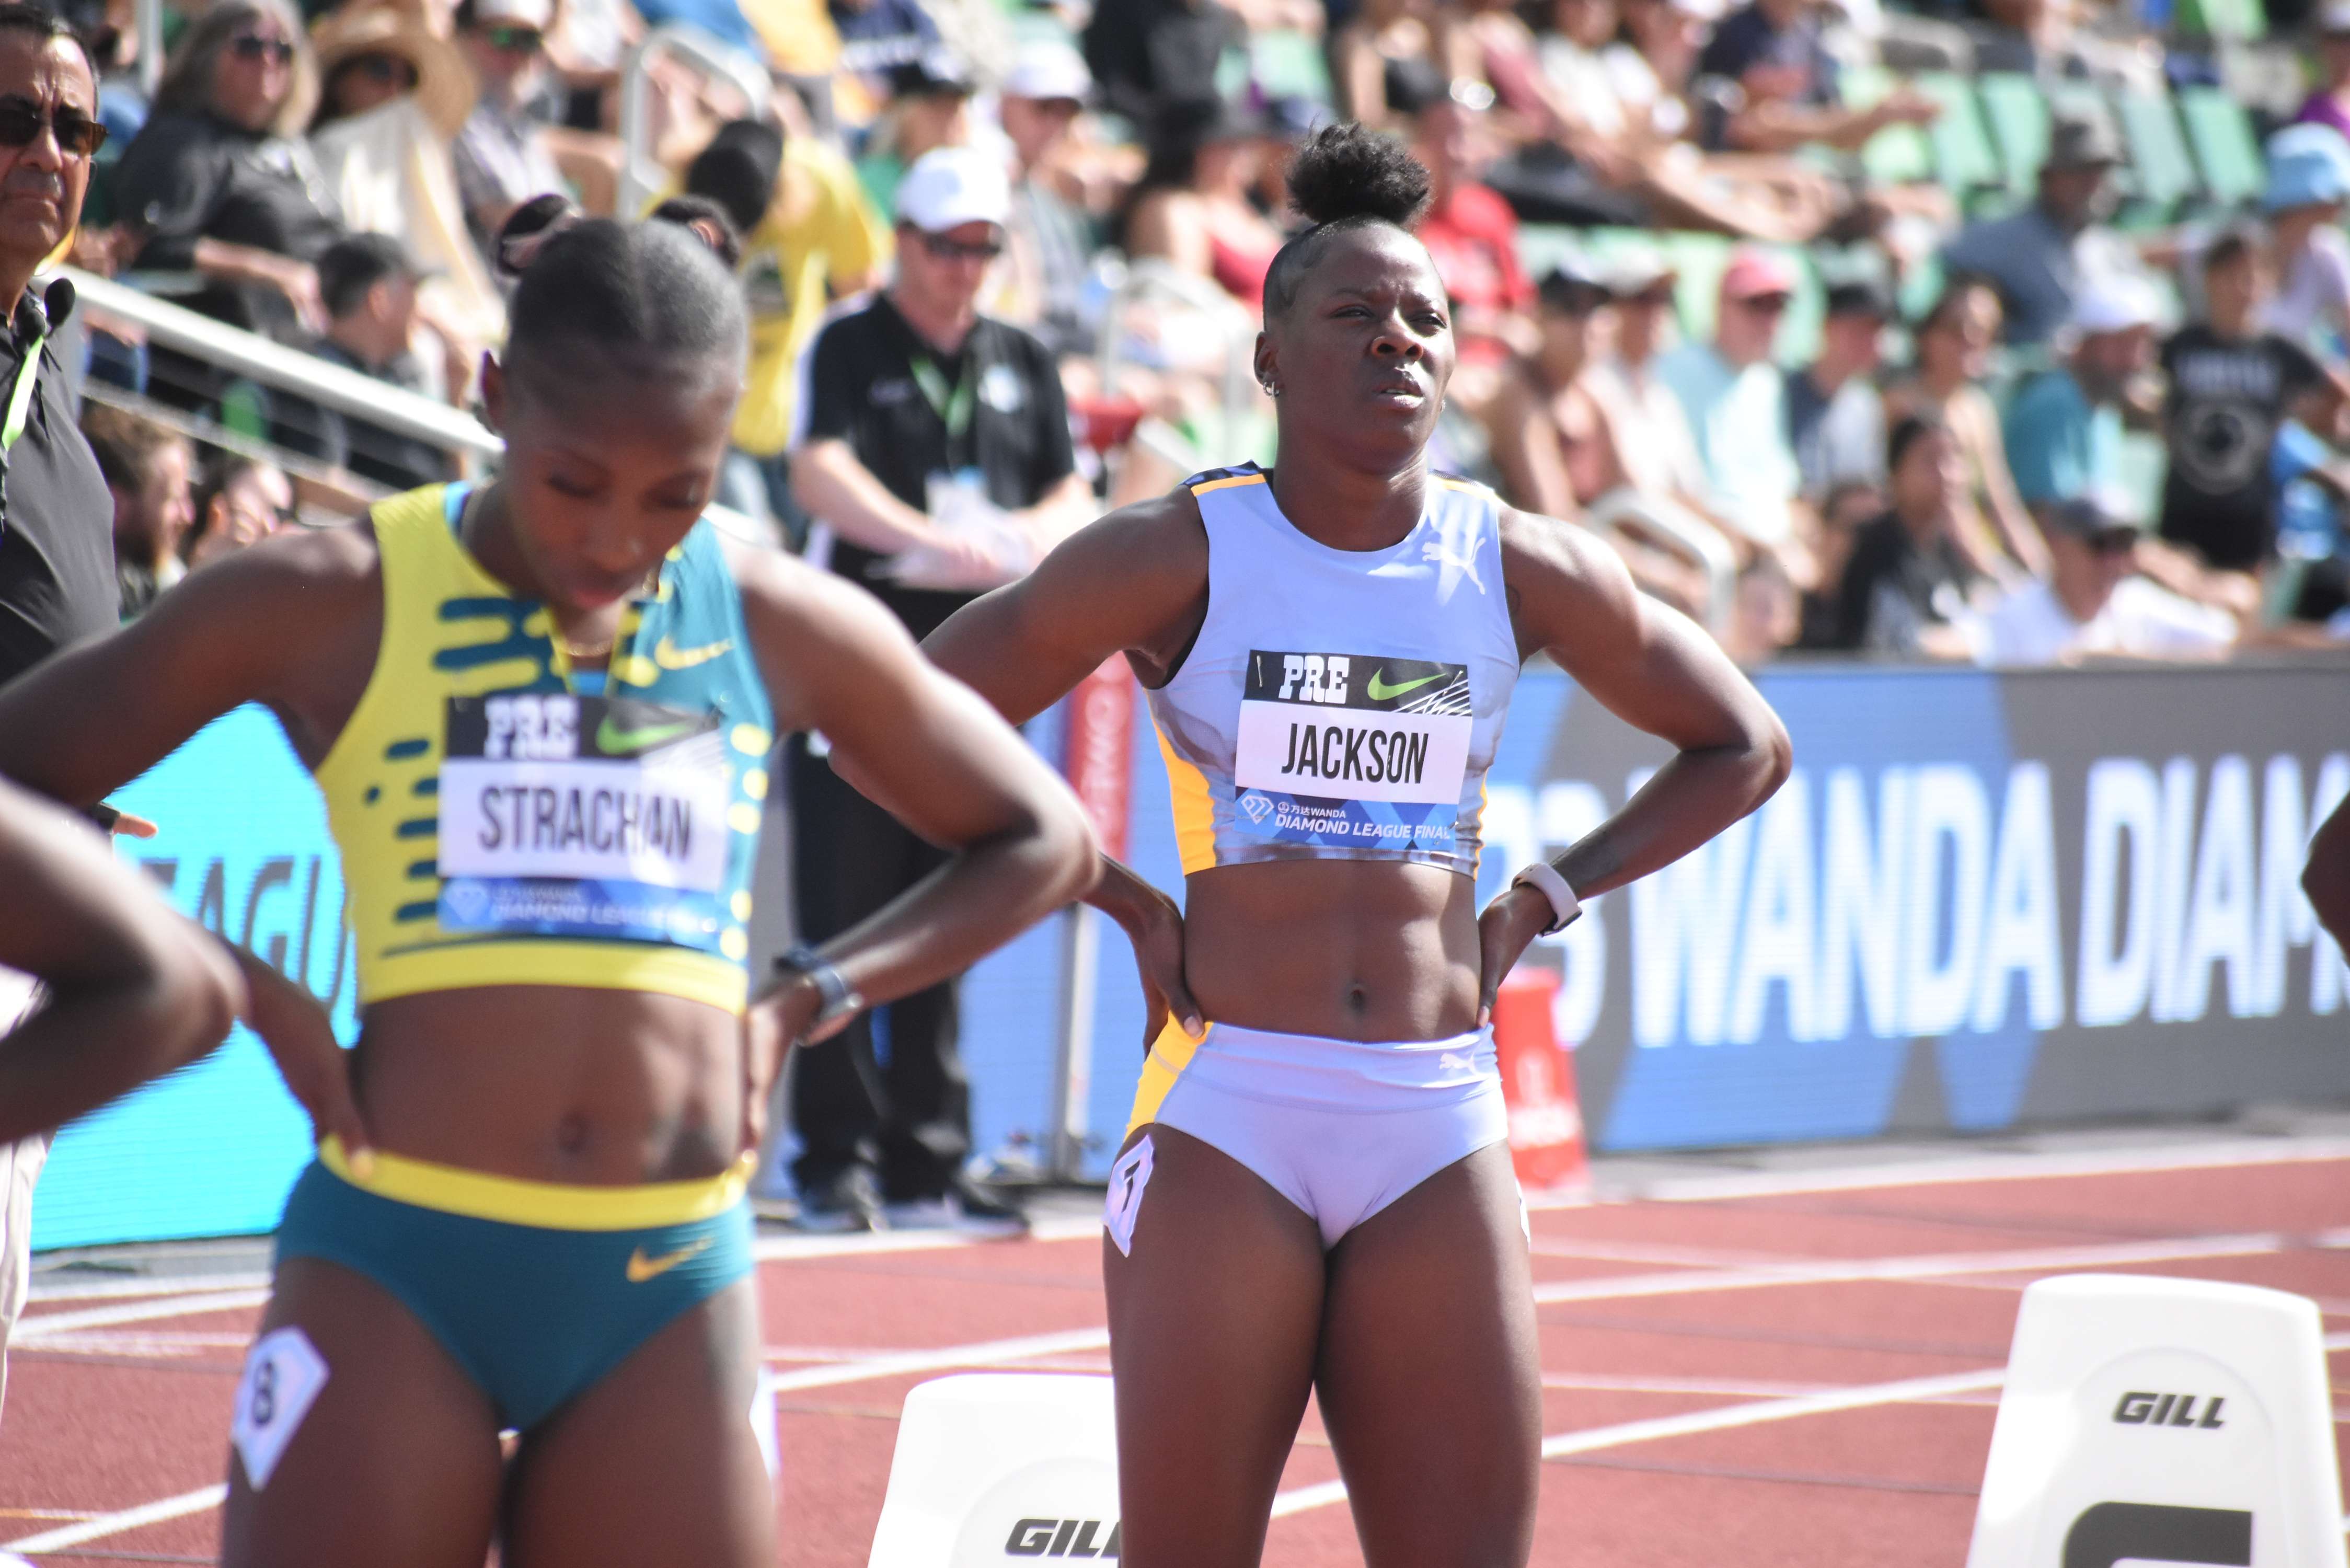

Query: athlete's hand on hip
[1114,883,1202,1053]
[238,952,372,1169]
[1475,883,1555,1029]
[740,973,827,1155]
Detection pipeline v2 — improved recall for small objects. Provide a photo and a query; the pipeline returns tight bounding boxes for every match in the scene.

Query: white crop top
[1144,464,1520,879]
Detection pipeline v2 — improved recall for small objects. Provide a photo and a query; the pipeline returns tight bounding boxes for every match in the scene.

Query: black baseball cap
[317,233,434,318]
[1825,279,1894,319]
[890,47,976,100]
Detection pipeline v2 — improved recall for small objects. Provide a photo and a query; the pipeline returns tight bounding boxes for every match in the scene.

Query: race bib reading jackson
[435,693,731,947]
[1231,650,1472,852]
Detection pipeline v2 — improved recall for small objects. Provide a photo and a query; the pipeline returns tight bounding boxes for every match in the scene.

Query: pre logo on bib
[436,691,731,949]
[1231,649,1472,854]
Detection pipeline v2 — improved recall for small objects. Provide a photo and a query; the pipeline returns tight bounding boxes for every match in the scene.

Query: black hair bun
[493,193,583,280]
[1286,122,1431,230]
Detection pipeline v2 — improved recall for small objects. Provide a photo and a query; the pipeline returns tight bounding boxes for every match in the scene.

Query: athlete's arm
[731,545,1101,1058]
[0,776,245,1144]
[1477,508,1792,1016]
[2305,794,2350,954]
[0,525,379,803]
[923,491,1214,1043]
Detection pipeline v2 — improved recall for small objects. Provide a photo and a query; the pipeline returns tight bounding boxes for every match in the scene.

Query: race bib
[1230,650,1472,853]
[436,692,732,949]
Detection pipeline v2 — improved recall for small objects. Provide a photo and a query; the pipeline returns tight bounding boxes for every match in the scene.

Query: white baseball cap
[896,146,1012,232]
[1003,41,1092,104]
[471,0,555,28]
[2069,272,2161,336]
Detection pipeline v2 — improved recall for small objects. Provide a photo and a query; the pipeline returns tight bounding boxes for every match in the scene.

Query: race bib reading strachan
[1231,650,1472,852]
[435,692,732,949]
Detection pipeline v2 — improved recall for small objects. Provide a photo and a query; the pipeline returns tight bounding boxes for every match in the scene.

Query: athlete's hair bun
[493,193,584,280]
[1286,123,1431,231]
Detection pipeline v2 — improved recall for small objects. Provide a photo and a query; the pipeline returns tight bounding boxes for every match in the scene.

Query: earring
[1260,378,1281,396]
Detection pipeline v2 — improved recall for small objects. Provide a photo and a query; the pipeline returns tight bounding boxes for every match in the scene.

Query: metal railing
[616,24,773,219]
[66,268,767,541]
[138,0,162,98]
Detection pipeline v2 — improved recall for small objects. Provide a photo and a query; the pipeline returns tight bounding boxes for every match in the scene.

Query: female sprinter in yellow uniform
[925,126,1790,1566]
[0,215,1094,1565]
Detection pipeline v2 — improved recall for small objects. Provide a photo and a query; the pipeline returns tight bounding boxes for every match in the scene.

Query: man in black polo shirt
[0,3,130,1424]
[789,144,1091,1230]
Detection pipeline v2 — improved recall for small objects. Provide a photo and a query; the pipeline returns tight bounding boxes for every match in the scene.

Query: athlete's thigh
[221,1258,504,1568]
[501,1278,775,1568]
[1315,1142,1541,1568]
[1105,1124,1326,1568]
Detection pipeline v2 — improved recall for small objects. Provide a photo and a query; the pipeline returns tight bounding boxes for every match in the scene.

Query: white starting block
[1967,1274,2347,1568]
[867,1374,1121,1567]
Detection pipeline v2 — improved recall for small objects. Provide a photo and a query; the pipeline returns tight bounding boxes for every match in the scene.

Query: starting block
[868,1374,1121,1567]
[1966,1274,2347,1568]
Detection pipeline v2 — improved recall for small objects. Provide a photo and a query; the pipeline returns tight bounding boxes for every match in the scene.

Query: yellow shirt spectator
[728,137,892,459]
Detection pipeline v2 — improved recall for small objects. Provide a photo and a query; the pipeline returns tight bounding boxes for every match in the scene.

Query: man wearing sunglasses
[452,0,567,254]
[0,0,144,1440]
[1977,494,2234,665]
[784,146,1093,1233]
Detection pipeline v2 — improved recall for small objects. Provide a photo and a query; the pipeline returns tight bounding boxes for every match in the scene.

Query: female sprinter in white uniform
[924,125,1791,1565]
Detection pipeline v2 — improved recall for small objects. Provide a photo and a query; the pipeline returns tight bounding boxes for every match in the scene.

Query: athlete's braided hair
[1262,123,1433,320]
[495,201,747,400]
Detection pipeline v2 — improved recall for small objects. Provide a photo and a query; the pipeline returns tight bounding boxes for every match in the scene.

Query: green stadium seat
[1976,73,2051,198]
[1775,250,1826,366]
[1250,29,1332,103]
[1666,232,1732,342]
[2175,0,2266,41]
[2178,87,2266,210]
[2111,85,2203,223]
[1914,73,2005,213]
[1844,65,1933,186]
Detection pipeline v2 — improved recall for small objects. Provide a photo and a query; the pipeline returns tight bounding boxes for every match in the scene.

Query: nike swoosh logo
[653,635,733,671]
[1366,670,1445,702]
[596,716,699,754]
[625,1236,713,1283]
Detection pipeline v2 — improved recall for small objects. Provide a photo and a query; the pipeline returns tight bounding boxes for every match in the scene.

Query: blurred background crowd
[51,0,2350,670]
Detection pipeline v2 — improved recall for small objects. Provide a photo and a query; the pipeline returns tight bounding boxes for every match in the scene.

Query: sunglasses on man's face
[0,95,107,158]
[484,26,544,52]
[918,230,1003,262]
[230,33,296,64]
[1738,291,1792,314]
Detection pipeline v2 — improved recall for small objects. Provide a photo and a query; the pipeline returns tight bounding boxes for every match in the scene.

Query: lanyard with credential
[908,353,976,455]
[0,324,43,546]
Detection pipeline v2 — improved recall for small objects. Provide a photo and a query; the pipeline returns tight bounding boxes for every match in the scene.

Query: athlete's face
[481,350,740,612]
[1259,226,1454,463]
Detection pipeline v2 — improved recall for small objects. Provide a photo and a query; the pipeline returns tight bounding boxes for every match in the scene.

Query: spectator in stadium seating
[683,118,889,494]
[1081,0,1242,129]
[786,147,1094,1230]
[1882,277,2049,577]
[856,47,978,218]
[274,234,458,496]
[1721,550,1800,666]
[1798,475,1885,645]
[1658,247,1814,583]
[1962,0,2154,84]
[1787,279,1890,501]
[180,451,295,569]
[453,0,593,250]
[2296,0,2350,143]
[1404,74,1534,401]
[1939,107,2136,348]
[2259,124,2350,353]
[1331,0,1470,130]
[2159,225,2330,576]
[830,0,938,90]
[1120,97,1286,315]
[1491,258,1735,615]
[996,42,1098,360]
[82,404,193,618]
[1695,0,1940,157]
[114,0,342,350]
[1830,413,1985,658]
[67,0,148,146]
[308,3,503,352]
[1979,494,2236,664]
[2004,274,2159,521]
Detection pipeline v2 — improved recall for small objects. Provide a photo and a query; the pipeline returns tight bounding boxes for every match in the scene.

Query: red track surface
[5,1147,2347,1566]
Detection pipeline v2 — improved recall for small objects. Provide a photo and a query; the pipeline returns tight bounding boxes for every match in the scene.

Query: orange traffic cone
[1489,965,1589,1196]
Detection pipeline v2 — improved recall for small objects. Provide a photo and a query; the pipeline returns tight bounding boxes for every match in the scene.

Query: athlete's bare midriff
[1180,858,1481,1042]
[352,986,746,1187]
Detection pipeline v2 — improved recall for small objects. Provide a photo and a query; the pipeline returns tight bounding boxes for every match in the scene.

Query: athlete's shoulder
[1495,503,1634,606]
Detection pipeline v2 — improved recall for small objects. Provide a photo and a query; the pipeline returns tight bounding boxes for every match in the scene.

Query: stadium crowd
[52,0,2350,674]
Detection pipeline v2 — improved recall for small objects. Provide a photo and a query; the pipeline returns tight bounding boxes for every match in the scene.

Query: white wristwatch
[1511,861,1582,935]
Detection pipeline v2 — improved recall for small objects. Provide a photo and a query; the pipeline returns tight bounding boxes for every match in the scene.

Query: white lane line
[1273,1328,2350,1519]
[27,1271,272,1305]
[14,1289,270,1341]
[764,1327,1111,1393]
[1,1484,227,1553]
[1572,1135,2350,1208]
[1530,1230,2305,1308]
